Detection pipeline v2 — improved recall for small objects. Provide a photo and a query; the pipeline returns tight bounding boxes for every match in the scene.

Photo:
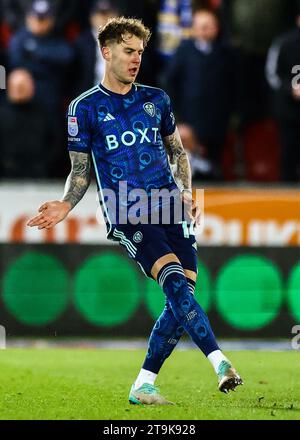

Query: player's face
[108,34,144,84]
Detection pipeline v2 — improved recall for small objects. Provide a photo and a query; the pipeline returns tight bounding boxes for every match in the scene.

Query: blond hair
[98,16,151,48]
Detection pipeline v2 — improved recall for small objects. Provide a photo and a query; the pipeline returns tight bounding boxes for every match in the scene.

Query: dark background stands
[8,4,74,111]
[220,0,300,124]
[266,21,300,182]
[1,0,89,35]
[1,0,300,181]
[165,8,236,179]
[0,69,59,178]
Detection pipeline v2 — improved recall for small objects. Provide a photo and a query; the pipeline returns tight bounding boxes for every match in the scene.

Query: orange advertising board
[199,189,300,246]
[1,184,300,246]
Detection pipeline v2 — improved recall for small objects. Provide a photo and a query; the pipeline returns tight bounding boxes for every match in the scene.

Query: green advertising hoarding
[0,245,299,337]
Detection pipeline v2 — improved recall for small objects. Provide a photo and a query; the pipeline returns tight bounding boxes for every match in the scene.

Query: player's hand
[27,201,71,230]
[181,190,201,226]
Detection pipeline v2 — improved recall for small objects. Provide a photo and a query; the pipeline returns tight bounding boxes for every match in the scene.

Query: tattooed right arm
[62,151,91,210]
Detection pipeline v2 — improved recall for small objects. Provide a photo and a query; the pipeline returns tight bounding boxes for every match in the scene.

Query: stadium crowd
[1,0,300,182]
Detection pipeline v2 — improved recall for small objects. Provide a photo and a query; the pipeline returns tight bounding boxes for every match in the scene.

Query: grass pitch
[0,348,299,420]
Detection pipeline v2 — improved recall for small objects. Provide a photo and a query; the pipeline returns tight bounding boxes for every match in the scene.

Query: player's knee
[157,262,192,302]
[150,254,180,280]
[183,269,197,283]
[157,262,186,286]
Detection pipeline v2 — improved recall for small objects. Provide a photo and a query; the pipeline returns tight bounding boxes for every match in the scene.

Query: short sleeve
[67,100,91,153]
[160,91,176,138]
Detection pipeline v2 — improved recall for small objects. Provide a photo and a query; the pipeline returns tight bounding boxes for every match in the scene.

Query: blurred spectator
[73,1,117,95]
[2,0,84,35]
[165,8,236,179]
[157,0,192,63]
[266,15,300,182]
[0,69,59,178]
[8,0,74,111]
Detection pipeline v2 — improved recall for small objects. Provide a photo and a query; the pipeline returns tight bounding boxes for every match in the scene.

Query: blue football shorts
[111,223,198,279]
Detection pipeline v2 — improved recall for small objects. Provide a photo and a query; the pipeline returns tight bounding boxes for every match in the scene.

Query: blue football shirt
[67,83,178,235]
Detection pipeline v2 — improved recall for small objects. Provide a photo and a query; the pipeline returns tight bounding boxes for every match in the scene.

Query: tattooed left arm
[164,128,201,225]
[164,127,192,192]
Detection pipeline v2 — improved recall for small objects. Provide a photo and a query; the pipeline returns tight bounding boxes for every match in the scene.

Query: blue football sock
[143,278,195,374]
[143,263,219,373]
[142,300,184,374]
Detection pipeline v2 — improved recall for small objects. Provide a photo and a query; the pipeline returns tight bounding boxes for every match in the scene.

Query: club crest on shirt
[143,102,156,117]
[68,116,79,137]
[133,231,143,243]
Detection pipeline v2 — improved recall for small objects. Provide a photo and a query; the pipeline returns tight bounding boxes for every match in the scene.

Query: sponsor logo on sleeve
[68,116,79,137]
